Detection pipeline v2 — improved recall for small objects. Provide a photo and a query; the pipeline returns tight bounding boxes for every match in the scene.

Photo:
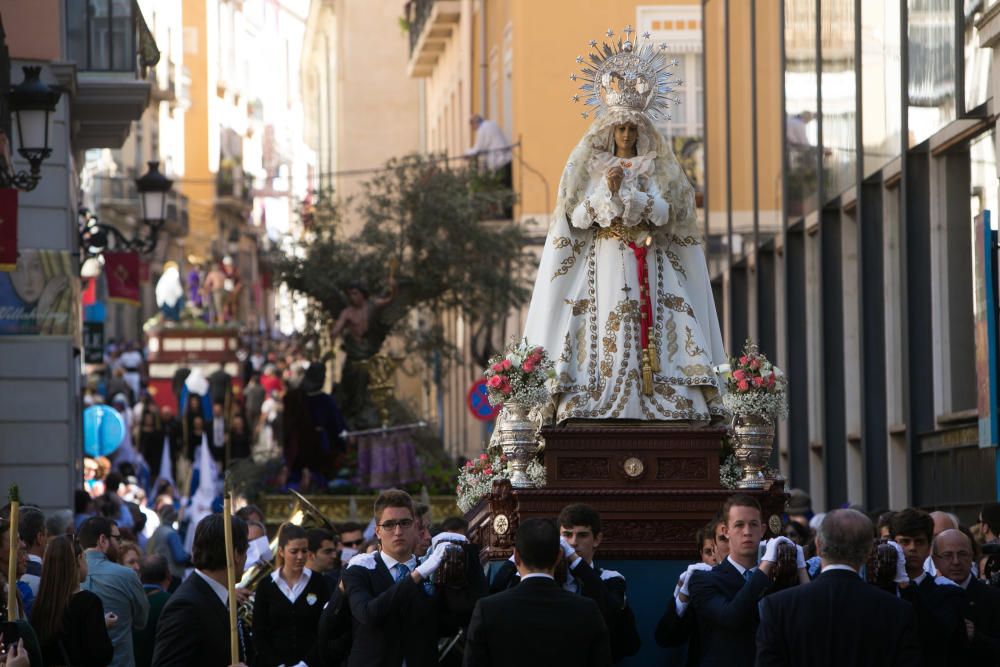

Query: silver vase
[497,401,539,488]
[732,414,775,489]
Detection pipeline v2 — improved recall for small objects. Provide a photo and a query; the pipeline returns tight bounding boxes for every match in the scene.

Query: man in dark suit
[932,528,1000,661]
[151,513,249,667]
[341,489,460,667]
[464,518,612,667]
[756,508,920,666]
[892,508,967,665]
[688,494,805,667]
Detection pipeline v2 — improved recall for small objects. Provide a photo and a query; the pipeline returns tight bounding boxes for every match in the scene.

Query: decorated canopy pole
[223,483,239,666]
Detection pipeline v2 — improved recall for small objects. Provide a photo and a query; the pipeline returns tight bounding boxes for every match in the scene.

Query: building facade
[706,0,1000,516]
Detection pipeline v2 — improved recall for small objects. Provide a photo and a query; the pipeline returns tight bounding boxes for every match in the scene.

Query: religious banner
[0,188,17,271]
[104,250,141,305]
[0,249,78,336]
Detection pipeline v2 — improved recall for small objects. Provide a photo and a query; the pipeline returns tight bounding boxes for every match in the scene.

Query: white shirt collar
[521,573,555,582]
[379,551,416,572]
[727,556,751,576]
[27,554,42,564]
[194,570,229,607]
[912,571,929,585]
[270,568,312,603]
[820,564,858,574]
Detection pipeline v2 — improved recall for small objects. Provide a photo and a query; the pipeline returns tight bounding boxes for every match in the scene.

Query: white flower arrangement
[455,452,547,513]
[715,339,788,421]
[484,339,556,407]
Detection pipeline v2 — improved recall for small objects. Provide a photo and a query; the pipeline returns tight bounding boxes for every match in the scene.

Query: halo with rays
[570,25,682,121]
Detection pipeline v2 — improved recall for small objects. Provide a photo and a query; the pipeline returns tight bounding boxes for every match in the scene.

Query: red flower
[749,359,760,370]
[479,453,488,460]
[768,374,776,387]
[753,376,765,387]
[491,362,504,372]
[737,379,750,391]
[533,347,543,357]
[739,355,748,365]
[484,468,493,475]
[487,375,503,389]
[733,369,747,382]
[501,359,512,370]
[465,461,473,468]
[523,360,536,373]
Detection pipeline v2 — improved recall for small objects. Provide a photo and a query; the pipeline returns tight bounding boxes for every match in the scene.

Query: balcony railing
[407,0,435,55]
[66,0,159,73]
[405,0,460,77]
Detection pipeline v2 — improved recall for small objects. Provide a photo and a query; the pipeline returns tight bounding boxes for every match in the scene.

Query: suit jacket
[253,572,330,667]
[151,572,246,667]
[899,575,967,666]
[488,557,634,661]
[963,577,1000,662]
[340,552,441,667]
[654,596,700,667]
[756,568,920,667]
[687,558,772,667]
[463,576,611,667]
[317,585,353,667]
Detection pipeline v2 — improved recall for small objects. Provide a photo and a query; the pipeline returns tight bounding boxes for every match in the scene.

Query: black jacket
[899,574,967,666]
[317,585,352,667]
[756,568,920,666]
[152,572,247,667]
[463,576,611,667]
[340,552,442,667]
[654,593,700,667]
[38,589,114,667]
[252,571,331,667]
[687,558,772,667]
[488,557,636,661]
[961,576,1000,662]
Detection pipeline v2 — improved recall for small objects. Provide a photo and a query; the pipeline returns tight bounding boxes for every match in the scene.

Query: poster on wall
[973,210,998,449]
[0,249,79,338]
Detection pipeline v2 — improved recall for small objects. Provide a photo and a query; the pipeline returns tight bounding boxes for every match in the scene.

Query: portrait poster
[973,211,998,449]
[0,249,79,339]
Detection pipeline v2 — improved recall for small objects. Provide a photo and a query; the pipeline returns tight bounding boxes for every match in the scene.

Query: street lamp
[79,161,175,258]
[1,66,61,191]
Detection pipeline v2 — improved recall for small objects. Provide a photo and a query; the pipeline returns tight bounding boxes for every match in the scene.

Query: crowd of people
[2,488,998,666]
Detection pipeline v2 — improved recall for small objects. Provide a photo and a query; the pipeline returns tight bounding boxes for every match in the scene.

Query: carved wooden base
[466,421,788,562]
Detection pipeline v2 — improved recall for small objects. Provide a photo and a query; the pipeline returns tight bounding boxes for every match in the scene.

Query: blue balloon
[83,405,126,457]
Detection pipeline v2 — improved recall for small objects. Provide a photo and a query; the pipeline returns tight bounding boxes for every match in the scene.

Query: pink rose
[499,378,512,394]
[533,347,543,356]
[737,379,750,391]
[491,362,503,372]
[487,375,503,389]
[749,359,760,370]
[739,355,748,365]
[732,369,746,382]
[465,461,473,468]
[479,453,488,460]
[768,374,776,387]
[502,359,512,370]
[753,376,765,387]
[523,360,536,373]
[484,468,493,475]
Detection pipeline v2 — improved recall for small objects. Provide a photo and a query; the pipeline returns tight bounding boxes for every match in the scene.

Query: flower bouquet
[715,339,787,489]
[456,452,547,513]
[483,339,556,407]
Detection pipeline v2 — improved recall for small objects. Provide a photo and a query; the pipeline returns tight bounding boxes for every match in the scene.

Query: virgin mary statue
[524,28,726,423]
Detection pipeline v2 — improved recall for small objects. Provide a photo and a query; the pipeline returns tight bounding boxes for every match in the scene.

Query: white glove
[415,540,455,579]
[560,537,582,568]
[431,532,468,549]
[934,575,960,588]
[794,543,806,569]
[676,563,713,598]
[761,536,794,563]
[888,541,909,584]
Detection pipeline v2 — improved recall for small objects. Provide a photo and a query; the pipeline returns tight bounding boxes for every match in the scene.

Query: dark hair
[307,528,336,553]
[891,508,934,543]
[876,511,896,536]
[346,282,369,298]
[338,521,364,535]
[981,502,1000,534]
[236,504,264,523]
[722,494,762,525]
[140,554,169,585]
[373,489,414,522]
[817,509,873,567]
[709,512,725,541]
[74,489,93,515]
[439,517,469,535]
[782,520,811,546]
[515,518,561,570]
[558,503,602,536]
[19,508,46,547]
[278,524,308,548]
[104,471,123,493]
[31,536,82,643]
[192,514,249,571]
[958,524,981,561]
[78,516,116,549]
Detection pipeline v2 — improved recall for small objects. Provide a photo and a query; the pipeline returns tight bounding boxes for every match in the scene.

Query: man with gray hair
[756,509,920,666]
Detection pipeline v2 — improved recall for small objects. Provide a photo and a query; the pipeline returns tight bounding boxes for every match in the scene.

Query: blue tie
[393,563,409,582]
[743,569,753,582]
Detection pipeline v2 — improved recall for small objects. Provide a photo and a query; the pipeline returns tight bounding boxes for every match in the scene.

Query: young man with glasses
[341,489,457,666]
[79,516,149,667]
[932,528,1000,662]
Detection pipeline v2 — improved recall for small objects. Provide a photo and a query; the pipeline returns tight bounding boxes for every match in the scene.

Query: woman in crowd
[118,540,142,576]
[253,523,330,666]
[30,535,113,667]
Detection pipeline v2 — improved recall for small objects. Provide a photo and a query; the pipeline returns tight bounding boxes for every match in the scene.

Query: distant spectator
[18,507,46,598]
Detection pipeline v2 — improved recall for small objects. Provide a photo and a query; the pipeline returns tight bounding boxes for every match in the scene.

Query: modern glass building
[704,0,999,517]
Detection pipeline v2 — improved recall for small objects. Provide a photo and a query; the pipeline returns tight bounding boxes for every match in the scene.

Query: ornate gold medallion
[492,514,510,536]
[768,514,782,535]
[623,456,645,479]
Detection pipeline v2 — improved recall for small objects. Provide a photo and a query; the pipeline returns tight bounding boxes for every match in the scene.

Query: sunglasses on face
[341,538,364,548]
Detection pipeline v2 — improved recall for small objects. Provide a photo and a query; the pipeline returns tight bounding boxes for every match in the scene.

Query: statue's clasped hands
[606,166,624,195]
